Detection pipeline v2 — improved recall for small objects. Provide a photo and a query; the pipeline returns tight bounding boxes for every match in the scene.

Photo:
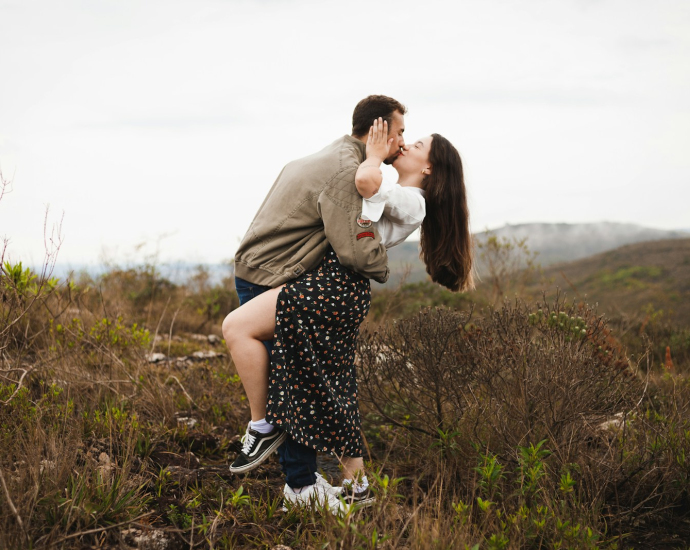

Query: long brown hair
[419,134,474,292]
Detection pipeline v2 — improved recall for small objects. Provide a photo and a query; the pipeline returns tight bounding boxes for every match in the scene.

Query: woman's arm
[355,118,393,199]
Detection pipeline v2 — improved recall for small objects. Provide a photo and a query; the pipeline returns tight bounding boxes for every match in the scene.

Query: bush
[357,298,690,545]
[358,297,640,456]
[368,280,478,323]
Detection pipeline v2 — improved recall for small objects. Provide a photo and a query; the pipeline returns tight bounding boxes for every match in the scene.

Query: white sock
[249,418,274,434]
[342,475,368,493]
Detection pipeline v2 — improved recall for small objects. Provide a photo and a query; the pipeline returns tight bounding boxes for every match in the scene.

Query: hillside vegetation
[5,275,690,548]
[1,257,689,548]
[536,238,690,326]
[2,170,690,549]
[382,222,688,287]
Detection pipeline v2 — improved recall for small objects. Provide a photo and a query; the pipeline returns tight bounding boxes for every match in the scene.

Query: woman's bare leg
[221,286,282,421]
[341,457,364,483]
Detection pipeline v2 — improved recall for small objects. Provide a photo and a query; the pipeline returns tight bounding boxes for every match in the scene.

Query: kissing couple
[222,94,474,514]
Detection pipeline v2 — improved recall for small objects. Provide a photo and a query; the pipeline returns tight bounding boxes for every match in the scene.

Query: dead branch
[165,375,197,410]
[0,365,33,405]
[46,512,154,547]
[0,464,28,542]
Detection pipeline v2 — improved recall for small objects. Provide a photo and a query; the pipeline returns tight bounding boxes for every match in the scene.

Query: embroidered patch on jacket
[356,231,375,240]
[356,216,372,228]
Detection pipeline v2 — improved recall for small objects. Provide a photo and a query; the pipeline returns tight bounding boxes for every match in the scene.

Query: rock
[190,350,226,361]
[174,356,192,367]
[39,459,56,475]
[190,334,222,345]
[87,439,111,457]
[122,527,176,550]
[272,546,293,550]
[597,412,625,432]
[176,416,198,428]
[97,452,113,479]
[146,353,168,364]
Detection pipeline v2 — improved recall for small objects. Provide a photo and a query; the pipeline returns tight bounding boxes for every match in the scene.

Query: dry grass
[2,260,690,549]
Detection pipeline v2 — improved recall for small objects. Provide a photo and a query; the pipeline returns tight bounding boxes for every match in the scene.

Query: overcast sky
[1,0,689,268]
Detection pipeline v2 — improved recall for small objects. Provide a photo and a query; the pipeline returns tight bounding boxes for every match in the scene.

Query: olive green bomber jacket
[234,135,390,287]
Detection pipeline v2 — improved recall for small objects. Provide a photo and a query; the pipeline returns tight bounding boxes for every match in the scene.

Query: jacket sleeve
[317,166,390,284]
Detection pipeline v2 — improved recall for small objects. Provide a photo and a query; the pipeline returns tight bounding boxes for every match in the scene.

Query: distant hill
[48,223,689,292]
[381,222,688,288]
[475,222,688,265]
[530,238,690,325]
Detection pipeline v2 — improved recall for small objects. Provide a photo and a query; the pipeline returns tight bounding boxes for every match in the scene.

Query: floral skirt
[266,248,371,457]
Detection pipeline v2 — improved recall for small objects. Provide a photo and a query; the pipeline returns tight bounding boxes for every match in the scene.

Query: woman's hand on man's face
[365,117,394,165]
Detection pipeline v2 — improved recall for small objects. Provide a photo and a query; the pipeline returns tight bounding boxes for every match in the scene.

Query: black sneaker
[340,483,376,508]
[229,422,287,474]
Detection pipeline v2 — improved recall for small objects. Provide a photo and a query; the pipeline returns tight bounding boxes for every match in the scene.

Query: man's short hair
[351,95,407,138]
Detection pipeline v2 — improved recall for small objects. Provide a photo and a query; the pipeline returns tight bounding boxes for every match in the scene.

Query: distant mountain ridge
[475,222,688,266]
[47,222,688,287]
[383,222,688,287]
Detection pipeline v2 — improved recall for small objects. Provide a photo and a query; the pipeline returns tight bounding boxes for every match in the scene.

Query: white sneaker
[282,474,349,515]
[315,472,342,495]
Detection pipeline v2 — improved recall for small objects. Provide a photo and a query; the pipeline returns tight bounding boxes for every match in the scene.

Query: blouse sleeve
[376,217,423,249]
[360,182,427,250]
[360,177,395,222]
[382,185,426,226]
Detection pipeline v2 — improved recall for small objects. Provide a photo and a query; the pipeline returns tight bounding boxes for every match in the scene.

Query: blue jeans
[234,276,318,489]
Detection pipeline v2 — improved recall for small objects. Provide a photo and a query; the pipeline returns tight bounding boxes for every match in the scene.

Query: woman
[223,121,473,511]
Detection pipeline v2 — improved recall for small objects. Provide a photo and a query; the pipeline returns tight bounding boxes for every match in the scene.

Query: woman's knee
[222,311,241,346]
[223,308,263,347]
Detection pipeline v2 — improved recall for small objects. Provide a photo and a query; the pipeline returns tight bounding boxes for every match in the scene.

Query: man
[223,95,406,512]
[234,95,406,287]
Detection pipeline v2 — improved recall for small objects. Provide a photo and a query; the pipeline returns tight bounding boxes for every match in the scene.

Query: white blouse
[360,178,426,249]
